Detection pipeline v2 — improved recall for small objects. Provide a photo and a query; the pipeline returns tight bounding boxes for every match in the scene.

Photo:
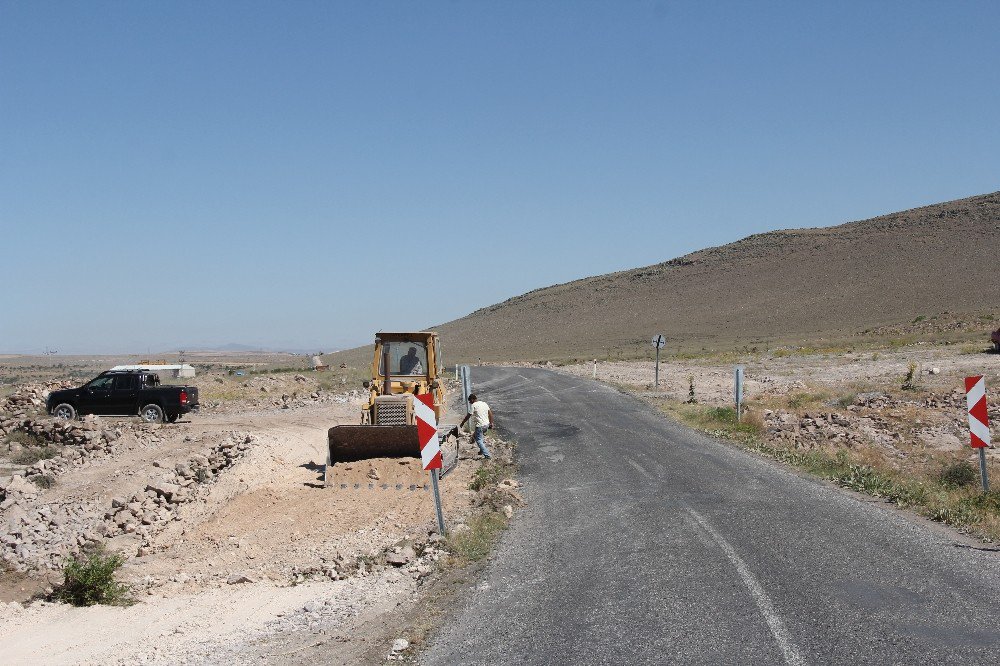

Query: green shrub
[836,393,857,409]
[12,446,59,465]
[4,431,46,449]
[840,464,896,497]
[938,460,978,488]
[901,362,918,391]
[446,511,508,563]
[469,457,516,492]
[30,474,55,489]
[787,392,827,409]
[56,548,132,606]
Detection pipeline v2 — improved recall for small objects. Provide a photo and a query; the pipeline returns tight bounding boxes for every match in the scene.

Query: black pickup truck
[46,370,199,423]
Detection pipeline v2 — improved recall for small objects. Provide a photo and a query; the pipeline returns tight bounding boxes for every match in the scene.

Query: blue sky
[2,1,998,354]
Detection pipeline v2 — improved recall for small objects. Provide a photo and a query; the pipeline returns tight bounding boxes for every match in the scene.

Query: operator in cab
[398,346,424,375]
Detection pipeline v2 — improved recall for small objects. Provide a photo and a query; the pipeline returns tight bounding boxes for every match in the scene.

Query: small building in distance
[110,364,197,378]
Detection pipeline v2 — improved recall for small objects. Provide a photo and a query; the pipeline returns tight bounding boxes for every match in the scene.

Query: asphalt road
[423,367,1000,665]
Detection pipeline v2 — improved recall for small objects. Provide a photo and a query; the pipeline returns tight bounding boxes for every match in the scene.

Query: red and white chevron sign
[965,376,991,449]
[414,393,442,470]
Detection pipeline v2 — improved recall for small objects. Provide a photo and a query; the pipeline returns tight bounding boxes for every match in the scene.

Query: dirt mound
[326,457,432,490]
[330,191,1000,364]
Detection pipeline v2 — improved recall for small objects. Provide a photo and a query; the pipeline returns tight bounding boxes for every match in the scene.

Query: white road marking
[626,458,652,479]
[686,507,806,666]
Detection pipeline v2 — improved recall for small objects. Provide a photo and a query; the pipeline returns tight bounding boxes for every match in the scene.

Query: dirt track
[0,393,482,664]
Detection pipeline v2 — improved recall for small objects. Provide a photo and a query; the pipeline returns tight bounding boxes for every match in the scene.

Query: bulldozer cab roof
[375,332,438,343]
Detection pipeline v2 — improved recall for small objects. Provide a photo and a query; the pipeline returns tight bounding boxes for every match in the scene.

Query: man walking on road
[460,393,494,459]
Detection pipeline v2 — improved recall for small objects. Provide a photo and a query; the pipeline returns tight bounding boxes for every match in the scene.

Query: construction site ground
[0,372,490,664]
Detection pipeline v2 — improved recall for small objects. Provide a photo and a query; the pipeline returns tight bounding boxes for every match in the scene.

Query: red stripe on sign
[428,451,442,469]
[970,396,989,426]
[417,419,436,449]
[416,392,434,410]
[965,375,983,392]
[971,433,988,449]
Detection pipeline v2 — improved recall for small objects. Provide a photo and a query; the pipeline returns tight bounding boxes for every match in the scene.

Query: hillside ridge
[332,191,1000,366]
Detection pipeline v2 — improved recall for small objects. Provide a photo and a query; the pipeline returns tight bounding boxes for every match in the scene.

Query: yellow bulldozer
[325,331,457,487]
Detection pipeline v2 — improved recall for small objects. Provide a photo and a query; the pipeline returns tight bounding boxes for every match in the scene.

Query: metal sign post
[431,468,446,535]
[459,365,473,433]
[979,448,990,494]
[735,365,745,421]
[651,335,665,387]
[415,393,446,535]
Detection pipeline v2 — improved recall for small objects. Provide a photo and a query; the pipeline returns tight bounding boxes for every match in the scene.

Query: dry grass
[659,398,1000,542]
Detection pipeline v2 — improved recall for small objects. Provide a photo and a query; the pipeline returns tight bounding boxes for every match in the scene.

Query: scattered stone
[385,546,415,567]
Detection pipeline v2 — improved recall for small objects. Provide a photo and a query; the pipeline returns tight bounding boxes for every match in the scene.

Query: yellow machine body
[326,332,446,476]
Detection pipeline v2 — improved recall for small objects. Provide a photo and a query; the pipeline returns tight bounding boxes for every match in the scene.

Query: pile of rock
[7,417,116,449]
[764,410,870,448]
[0,484,108,572]
[0,383,72,436]
[923,390,966,409]
[102,431,257,555]
[0,430,259,573]
[1,418,131,489]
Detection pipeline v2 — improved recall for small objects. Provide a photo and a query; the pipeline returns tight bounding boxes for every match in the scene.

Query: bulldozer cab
[368,332,445,421]
[375,333,438,380]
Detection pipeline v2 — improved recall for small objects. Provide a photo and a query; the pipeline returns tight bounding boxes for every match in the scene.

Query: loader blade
[327,425,419,464]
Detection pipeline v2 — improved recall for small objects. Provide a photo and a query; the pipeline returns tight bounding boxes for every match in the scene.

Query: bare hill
[444,192,1000,360]
[333,192,1000,366]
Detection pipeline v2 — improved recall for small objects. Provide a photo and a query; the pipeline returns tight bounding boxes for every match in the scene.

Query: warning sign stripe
[415,393,442,470]
[965,376,991,449]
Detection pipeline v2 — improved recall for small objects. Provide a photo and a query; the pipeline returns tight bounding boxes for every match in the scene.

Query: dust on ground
[0,364,499,664]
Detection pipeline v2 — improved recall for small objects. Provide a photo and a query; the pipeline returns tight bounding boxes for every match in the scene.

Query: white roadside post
[735,365,745,421]
[593,359,597,379]
[415,393,446,535]
[459,365,473,433]
[652,334,666,387]
[965,376,992,493]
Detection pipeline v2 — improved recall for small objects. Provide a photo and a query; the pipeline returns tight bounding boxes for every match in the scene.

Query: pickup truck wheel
[52,403,77,420]
[140,404,165,423]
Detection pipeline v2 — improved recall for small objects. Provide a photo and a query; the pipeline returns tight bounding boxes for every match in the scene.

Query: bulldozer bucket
[325,425,424,489]
[327,425,419,464]
[324,424,460,488]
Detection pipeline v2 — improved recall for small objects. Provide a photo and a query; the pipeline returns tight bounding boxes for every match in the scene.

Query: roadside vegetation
[446,441,520,565]
[365,438,521,663]
[659,398,1000,542]
[55,547,132,607]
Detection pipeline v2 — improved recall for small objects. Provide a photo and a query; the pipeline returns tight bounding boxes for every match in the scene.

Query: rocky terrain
[0,367,514,664]
[561,344,1000,525]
